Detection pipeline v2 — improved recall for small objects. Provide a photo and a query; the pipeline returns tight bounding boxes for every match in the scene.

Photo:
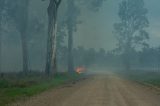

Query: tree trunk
[45,12,55,75]
[68,25,74,73]
[45,0,60,75]
[0,29,1,73]
[0,0,5,74]
[51,21,58,75]
[20,30,29,74]
[21,0,29,74]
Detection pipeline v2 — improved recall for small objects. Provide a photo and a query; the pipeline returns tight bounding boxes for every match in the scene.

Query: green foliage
[0,72,80,106]
[113,0,149,70]
[114,0,149,52]
[117,71,160,87]
[0,80,11,88]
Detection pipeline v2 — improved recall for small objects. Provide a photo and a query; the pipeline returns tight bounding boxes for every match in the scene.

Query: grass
[0,72,81,106]
[117,70,160,87]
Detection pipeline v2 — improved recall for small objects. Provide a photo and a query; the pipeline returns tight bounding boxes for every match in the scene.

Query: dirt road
[11,74,160,106]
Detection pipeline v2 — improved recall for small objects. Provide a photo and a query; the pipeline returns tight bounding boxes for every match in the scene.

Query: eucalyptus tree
[0,0,5,72]
[42,0,62,75]
[42,0,105,74]
[21,0,30,74]
[114,0,149,70]
[65,0,106,73]
[1,0,31,74]
[65,0,80,73]
[13,0,30,74]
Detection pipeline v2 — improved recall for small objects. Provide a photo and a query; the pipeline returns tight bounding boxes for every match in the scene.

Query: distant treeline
[57,46,160,72]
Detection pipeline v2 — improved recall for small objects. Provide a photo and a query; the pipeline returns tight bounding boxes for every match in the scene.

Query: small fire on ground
[76,67,86,74]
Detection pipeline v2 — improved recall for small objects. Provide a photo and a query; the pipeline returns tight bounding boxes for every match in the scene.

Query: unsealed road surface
[11,74,160,106]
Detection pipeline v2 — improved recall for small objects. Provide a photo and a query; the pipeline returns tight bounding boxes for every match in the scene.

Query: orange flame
[76,67,86,74]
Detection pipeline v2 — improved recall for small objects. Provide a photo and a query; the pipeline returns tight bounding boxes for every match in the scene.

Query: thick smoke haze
[1,0,160,71]
[75,0,160,50]
[1,1,160,106]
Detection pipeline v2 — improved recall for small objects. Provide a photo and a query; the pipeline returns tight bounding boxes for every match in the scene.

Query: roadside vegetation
[117,70,160,88]
[0,72,81,106]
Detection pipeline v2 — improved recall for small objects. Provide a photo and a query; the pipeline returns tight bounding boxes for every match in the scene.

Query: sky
[74,0,160,51]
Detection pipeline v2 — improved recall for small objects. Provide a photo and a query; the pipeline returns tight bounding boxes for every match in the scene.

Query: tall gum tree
[65,0,106,73]
[0,0,5,73]
[66,0,80,73]
[114,0,149,71]
[43,0,105,74]
[42,0,62,75]
[21,0,30,74]
[7,0,30,74]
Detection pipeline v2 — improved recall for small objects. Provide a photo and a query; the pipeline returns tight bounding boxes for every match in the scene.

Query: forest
[0,0,160,106]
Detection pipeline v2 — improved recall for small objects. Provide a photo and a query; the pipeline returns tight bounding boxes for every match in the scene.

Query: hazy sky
[2,0,160,71]
[74,0,160,51]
